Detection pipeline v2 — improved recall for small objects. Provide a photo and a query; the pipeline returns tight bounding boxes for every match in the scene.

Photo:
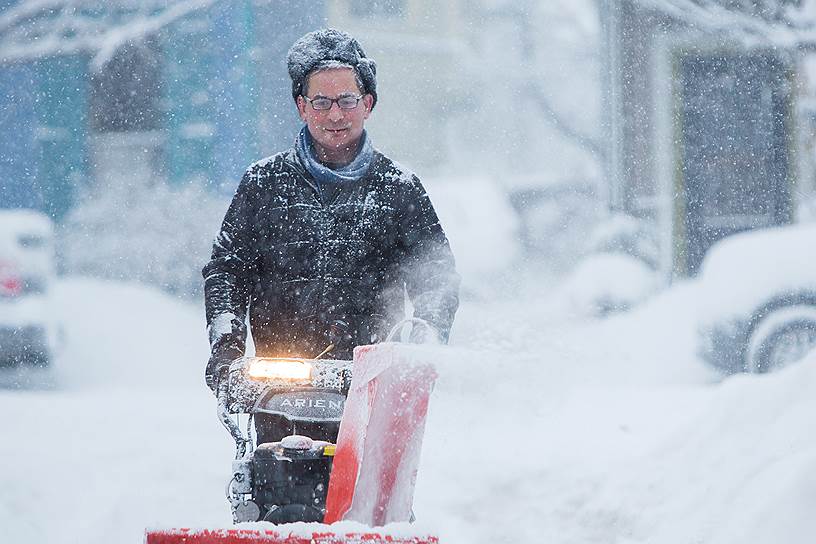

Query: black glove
[205,348,241,396]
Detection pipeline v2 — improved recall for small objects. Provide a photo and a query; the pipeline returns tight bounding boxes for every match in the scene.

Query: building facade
[0,0,473,220]
[0,0,325,218]
[599,0,812,279]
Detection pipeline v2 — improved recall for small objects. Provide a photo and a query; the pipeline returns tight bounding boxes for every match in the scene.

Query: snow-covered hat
[287,28,378,109]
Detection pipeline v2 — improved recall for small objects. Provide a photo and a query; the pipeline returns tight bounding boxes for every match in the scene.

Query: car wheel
[746,305,816,373]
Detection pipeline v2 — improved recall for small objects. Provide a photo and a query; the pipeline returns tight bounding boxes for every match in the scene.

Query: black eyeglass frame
[302,94,365,111]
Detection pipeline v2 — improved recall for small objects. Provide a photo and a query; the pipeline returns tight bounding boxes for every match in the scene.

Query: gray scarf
[295,126,374,188]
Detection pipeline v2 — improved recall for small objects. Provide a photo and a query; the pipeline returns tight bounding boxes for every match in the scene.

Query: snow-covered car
[697,223,816,373]
[0,209,58,367]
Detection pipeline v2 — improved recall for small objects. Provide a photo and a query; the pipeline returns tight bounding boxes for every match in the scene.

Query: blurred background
[4,0,816,296]
[5,2,816,543]
[0,0,605,300]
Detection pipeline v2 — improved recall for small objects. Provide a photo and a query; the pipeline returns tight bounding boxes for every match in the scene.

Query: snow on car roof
[0,209,54,237]
[697,223,816,323]
[0,209,55,276]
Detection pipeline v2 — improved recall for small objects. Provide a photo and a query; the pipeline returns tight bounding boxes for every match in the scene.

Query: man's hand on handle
[205,350,240,397]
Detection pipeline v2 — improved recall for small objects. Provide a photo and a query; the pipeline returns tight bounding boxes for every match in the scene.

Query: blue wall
[0,62,40,209]
[0,55,87,218]
[33,55,89,218]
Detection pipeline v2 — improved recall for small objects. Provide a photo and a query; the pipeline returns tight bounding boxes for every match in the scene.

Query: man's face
[296,68,374,157]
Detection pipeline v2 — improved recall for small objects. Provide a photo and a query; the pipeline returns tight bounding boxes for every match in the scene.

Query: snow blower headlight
[246,359,313,382]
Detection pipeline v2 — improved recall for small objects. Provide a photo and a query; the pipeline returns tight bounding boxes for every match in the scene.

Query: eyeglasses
[303,94,364,111]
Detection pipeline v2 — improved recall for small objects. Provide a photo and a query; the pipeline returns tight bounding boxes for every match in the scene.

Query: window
[90,40,162,132]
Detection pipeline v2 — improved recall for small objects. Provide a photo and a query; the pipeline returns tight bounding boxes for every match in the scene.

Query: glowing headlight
[246,359,312,382]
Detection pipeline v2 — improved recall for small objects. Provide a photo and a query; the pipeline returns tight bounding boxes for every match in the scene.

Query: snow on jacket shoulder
[203,147,460,360]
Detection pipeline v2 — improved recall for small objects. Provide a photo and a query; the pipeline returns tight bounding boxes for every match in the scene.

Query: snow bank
[552,252,659,317]
[423,177,521,280]
[60,180,229,298]
[418,335,815,544]
[598,353,816,544]
[48,278,209,390]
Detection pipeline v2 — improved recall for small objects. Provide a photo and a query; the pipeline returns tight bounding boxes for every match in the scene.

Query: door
[678,51,792,275]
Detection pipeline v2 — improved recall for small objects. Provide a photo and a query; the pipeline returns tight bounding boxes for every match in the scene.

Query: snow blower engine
[219,356,352,524]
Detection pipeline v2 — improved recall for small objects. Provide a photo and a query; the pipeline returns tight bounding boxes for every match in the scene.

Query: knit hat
[287,28,378,109]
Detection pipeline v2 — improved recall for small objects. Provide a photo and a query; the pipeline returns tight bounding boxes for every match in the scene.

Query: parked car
[0,209,58,367]
[697,223,816,373]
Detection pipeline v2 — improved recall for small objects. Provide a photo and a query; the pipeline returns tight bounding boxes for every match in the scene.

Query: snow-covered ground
[2,275,815,544]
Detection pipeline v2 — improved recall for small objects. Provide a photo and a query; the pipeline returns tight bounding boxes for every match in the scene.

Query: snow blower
[146,320,440,544]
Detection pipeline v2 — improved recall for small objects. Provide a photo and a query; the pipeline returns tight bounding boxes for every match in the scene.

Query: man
[203,28,460,394]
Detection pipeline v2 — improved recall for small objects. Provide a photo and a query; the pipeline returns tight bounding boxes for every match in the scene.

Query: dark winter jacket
[203,148,460,367]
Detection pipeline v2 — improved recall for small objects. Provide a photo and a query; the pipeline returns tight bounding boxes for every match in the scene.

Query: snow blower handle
[217,377,248,460]
[385,317,437,343]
